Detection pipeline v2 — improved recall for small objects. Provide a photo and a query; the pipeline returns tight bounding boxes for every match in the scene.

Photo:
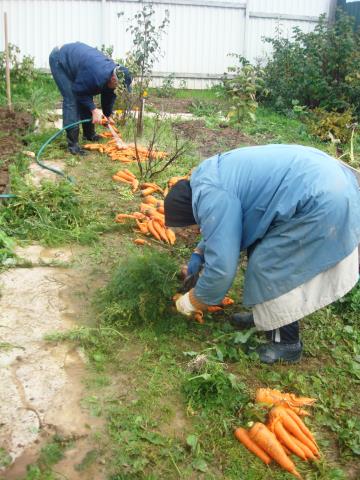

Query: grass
[2,80,360,479]
[0,73,59,118]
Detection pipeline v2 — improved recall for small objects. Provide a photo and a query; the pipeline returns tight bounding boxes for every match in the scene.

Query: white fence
[0,0,336,88]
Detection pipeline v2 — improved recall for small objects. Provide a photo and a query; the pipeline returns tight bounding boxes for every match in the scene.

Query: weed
[1,175,100,245]
[182,353,249,412]
[21,435,70,480]
[98,250,181,329]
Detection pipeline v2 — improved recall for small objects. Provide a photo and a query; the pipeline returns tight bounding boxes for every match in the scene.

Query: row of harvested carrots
[84,129,167,163]
[234,388,319,479]
[113,169,176,245]
[113,170,190,245]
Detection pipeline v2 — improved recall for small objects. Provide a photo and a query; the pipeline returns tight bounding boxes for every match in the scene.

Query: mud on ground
[173,119,255,158]
[0,108,32,195]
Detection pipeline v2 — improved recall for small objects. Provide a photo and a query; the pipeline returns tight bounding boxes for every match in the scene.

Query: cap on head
[114,65,132,92]
[164,179,196,227]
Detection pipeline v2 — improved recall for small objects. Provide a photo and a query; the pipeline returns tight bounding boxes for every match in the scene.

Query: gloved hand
[187,252,204,276]
[175,292,196,317]
[91,108,104,124]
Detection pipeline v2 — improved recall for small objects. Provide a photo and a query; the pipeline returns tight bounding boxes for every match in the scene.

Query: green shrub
[307,107,354,143]
[262,10,360,117]
[0,44,37,84]
[99,251,180,328]
[222,54,263,127]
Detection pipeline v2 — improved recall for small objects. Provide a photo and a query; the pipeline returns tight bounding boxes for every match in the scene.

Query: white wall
[0,0,336,88]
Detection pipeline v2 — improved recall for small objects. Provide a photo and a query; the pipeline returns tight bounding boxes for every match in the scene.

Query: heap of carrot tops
[84,128,167,162]
[234,388,319,479]
[113,169,189,245]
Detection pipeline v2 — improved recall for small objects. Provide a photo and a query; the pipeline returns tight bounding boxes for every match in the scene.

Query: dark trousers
[266,321,300,344]
[49,48,92,129]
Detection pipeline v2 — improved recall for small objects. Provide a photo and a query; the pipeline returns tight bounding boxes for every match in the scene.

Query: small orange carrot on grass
[115,213,138,223]
[234,427,272,465]
[134,238,151,246]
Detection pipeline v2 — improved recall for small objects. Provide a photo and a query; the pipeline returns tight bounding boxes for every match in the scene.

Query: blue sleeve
[101,89,116,117]
[194,187,242,304]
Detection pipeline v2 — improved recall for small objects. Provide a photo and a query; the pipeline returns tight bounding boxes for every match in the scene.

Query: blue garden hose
[0,118,91,198]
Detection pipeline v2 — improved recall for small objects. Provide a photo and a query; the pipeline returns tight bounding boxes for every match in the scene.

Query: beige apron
[253,162,360,331]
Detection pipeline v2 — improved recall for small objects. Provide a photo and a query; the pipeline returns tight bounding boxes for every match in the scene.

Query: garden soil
[0,108,32,195]
[173,120,255,158]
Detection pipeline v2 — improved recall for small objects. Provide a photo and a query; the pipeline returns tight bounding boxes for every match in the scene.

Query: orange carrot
[115,213,137,223]
[283,433,317,461]
[131,179,139,193]
[269,407,319,456]
[285,408,318,446]
[147,220,161,241]
[234,427,272,465]
[271,419,307,461]
[165,228,176,245]
[221,297,234,306]
[141,186,158,196]
[143,195,159,206]
[136,220,149,234]
[116,170,135,182]
[134,238,150,246]
[124,169,136,179]
[249,423,301,478]
[152,219,169,243]
[157,206,165,214]
[256,388,316,409]
[112,174,133,184]
[207,305,223,313]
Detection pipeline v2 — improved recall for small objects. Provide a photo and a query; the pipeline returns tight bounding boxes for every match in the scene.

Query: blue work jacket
[58,42,116,115]
[190,144,360,306]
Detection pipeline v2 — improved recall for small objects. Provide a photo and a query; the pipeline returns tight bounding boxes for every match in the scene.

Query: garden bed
[0,107,32,194]
[173,119,255,158]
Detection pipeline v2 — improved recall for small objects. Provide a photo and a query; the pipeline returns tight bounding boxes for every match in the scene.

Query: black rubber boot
[256,341,303,364]
[230,312,255,330]
[82,121,101,142]
[66,127,87,155]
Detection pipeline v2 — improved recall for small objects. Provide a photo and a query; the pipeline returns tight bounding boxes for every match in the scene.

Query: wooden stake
[4,12,13,113]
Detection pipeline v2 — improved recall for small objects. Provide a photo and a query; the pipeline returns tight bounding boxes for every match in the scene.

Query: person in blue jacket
[164,144,360,364]
[49,42,132,155]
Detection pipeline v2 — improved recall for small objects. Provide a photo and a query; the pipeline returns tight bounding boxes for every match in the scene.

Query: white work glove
[175,292,196,317]
[91,108,104,124]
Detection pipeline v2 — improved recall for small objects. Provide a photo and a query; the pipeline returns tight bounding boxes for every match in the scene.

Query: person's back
[58,42,115,94]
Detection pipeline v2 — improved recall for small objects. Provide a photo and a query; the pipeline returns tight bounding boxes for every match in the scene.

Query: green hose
[0,118,91,198]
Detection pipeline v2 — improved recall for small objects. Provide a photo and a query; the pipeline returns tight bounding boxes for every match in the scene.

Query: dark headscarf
[164,179,196,227]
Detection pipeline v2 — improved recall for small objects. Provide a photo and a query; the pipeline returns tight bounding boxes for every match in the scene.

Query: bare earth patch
[173,120,256,158]
[0,246,106,479]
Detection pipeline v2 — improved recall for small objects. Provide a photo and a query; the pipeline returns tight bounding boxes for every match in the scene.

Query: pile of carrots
[114,170,183,245]
[83,129,167,163]
[234,388,319,479]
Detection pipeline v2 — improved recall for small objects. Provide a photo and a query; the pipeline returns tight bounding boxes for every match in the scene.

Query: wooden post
[4,12,13,113]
